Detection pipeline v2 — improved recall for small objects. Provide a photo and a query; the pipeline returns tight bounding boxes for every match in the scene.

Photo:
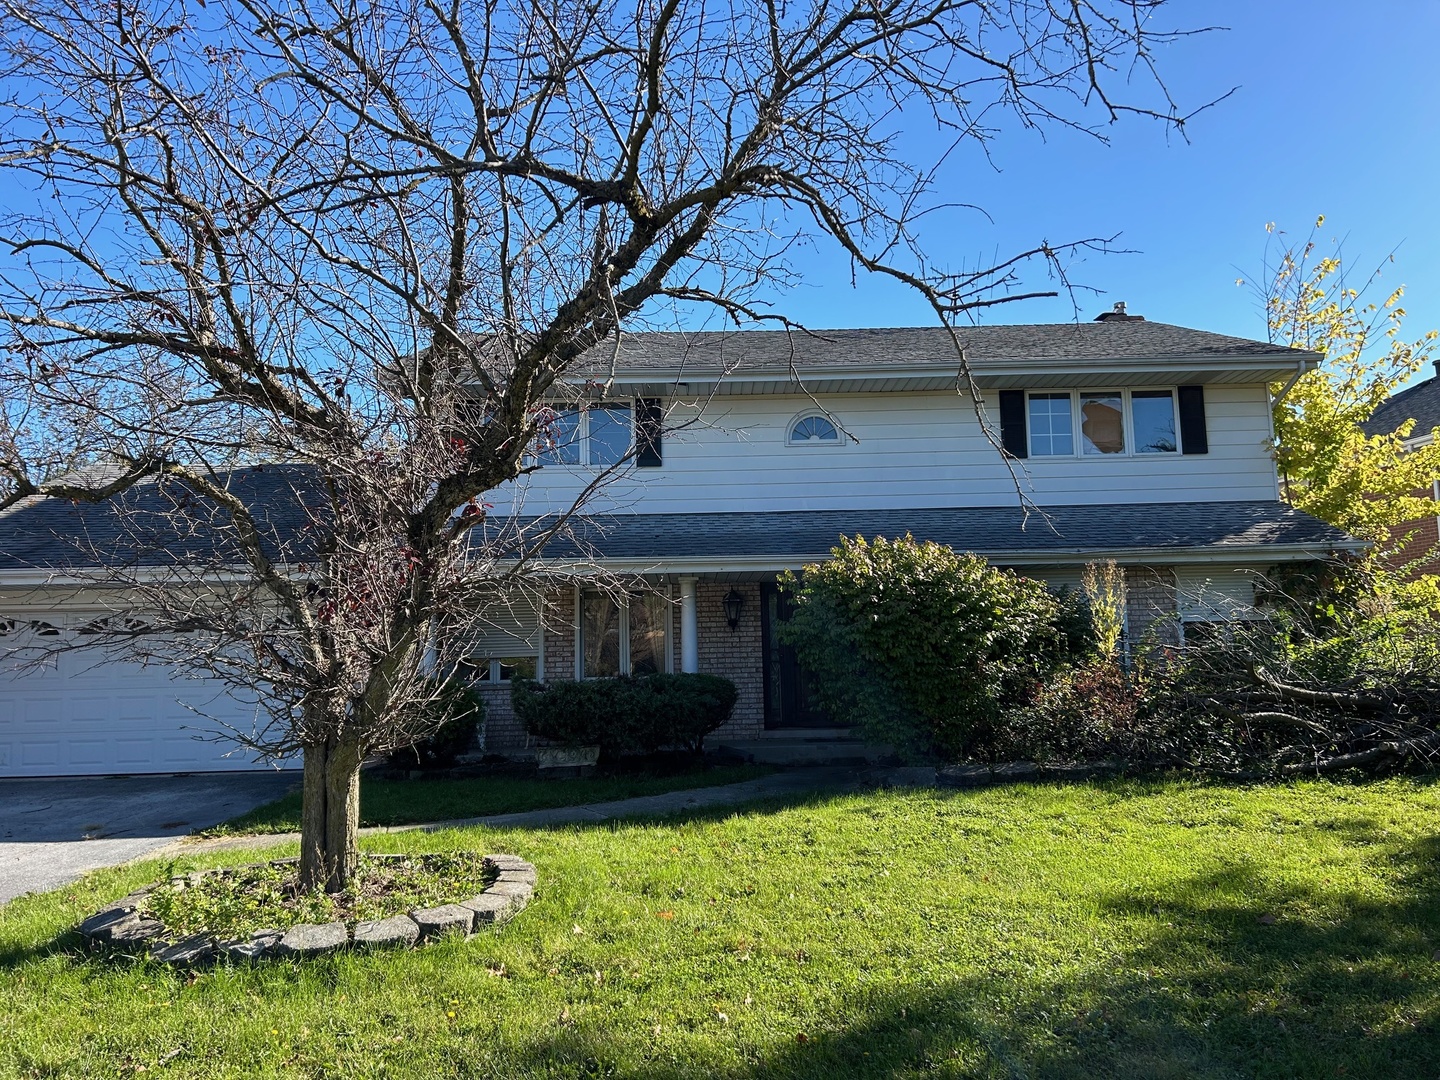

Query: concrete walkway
[170,765,882,857]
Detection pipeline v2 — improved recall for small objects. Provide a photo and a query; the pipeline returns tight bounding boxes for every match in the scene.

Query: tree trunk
[298,734,363,892]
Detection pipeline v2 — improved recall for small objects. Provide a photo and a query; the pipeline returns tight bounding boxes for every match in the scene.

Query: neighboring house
[1359,361,1440,575]
[0,314,1362,776]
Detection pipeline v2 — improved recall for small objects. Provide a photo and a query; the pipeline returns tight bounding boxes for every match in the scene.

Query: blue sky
[763,1,1440,383]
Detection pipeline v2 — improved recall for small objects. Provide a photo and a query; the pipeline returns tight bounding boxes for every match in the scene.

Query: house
[0,315,1362,776]
[1358,361,1440,575]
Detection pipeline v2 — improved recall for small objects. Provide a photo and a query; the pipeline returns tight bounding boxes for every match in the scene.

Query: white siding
[492,385,1280,515]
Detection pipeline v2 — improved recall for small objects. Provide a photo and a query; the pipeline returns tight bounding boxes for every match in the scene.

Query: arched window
[787,413,840,445]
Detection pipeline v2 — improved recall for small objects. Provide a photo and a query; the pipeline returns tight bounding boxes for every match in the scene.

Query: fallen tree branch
[1279,731,1440,775]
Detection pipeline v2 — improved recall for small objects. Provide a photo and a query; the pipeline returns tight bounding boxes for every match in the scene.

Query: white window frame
[534,402,635,467]
[1025,387,1182,459]
[574,586,674,679]
[785,410,844,448]
[464,655,540,684]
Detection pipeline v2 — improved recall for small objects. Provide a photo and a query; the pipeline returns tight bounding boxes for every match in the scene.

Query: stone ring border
[75,852,536,965]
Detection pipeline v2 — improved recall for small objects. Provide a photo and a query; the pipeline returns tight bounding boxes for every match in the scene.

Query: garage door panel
[20,740,61,768]
[68,739,111,767]
[0,627,292,777]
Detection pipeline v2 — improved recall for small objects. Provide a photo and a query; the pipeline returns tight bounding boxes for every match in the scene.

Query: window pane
[497,656,537,682]
[581,592,621,677]
[1080,393,1125,455]
[628,592,668,676]
[537,408,582,465]
[588,405,632,466]
[1028,393,1074,456]
[1131,391,1178,453]
[790,415,838,442]
[458,658,492,683]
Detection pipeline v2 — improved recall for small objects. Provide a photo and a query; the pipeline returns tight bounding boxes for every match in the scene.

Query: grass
[212,763,775,833]
[4,775,1440,1078]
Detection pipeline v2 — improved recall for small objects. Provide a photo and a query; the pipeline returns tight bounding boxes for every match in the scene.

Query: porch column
[679,576,699,673]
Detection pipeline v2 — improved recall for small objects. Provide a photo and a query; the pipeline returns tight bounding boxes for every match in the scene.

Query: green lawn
[5,776,1440,1078]
[213,763,776,833]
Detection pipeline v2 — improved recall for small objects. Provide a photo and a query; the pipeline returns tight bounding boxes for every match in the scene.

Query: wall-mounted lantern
[723,588,746,631]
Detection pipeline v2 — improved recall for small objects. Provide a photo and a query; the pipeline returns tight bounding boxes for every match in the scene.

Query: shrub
[387,677,485,769]
[987,658,1150,763]
[512,672,738,756]
[778,534,1092,760]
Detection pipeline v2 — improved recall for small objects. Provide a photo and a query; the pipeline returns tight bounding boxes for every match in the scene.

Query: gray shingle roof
[500,502,1355,563]
[579,321,1314,375]
[1,468,1353,573]
[1361,369,1440,440]
[0,465,322,572]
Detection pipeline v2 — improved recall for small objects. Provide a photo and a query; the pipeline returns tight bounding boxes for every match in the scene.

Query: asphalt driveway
[0,772,297,904]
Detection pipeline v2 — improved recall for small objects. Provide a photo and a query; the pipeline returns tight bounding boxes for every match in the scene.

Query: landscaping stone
[460,892,519,924]
[76,851,534,965]
[486,854,532,871]
[275,921,348,956]
[78,906,139,940]
[221,930,282,961]
[105,914,168,947]
[353,914,421,949]
[486,879,533,901]
[151,933,216,964]
[411,904,474,940]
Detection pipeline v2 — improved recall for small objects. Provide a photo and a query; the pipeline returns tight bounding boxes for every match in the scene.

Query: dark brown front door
[760,582,836,729]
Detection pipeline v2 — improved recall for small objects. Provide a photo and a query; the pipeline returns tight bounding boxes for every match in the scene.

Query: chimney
[1094,301,1145,323]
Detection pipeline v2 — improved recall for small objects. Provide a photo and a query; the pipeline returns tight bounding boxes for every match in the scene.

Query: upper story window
[1029,389,1179,457]
[787,413,840,446]
[535,403,632,466]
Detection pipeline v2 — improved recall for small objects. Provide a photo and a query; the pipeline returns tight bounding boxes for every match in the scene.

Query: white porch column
[679,576,699,673]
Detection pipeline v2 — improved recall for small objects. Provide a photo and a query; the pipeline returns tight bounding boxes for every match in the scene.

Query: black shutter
[998,390,1028,459]
[1177,385,1208,455]
[635,398,663,467]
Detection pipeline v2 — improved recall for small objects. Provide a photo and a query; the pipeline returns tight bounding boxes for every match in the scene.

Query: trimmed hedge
[512,673,738,755]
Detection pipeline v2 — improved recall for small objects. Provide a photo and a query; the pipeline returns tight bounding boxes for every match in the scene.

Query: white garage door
[0,623,284,777]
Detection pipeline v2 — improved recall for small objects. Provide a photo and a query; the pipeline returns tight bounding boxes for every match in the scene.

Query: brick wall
[1125,566,1179,650]
[1377,504,1440,578]
[479,588,574,756]
[696,582,765,739]
[480,584,766,753]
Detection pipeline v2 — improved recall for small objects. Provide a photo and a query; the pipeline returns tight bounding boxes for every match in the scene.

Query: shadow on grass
[503,830,1440,1080]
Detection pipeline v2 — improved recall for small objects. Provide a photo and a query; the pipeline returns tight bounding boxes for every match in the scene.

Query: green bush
[512,672,738,756]
[779,534,1091,760]
[988,658,1151,763]
[387,677,485,769]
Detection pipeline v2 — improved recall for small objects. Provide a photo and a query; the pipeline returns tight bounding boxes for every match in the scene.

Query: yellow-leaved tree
[1258,218,1440,544]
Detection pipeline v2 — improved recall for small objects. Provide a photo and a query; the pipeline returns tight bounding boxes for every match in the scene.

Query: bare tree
[0,0,1214,890]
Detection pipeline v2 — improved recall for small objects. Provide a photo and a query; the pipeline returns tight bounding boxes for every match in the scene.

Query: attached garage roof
[0,465,321,572]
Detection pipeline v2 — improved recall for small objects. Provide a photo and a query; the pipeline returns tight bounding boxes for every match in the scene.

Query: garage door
[0,621,286,777]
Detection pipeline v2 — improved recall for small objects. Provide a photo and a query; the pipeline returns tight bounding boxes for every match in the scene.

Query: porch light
[723,588,745,631]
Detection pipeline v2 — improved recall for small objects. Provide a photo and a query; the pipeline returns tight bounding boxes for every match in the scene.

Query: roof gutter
[524,541,1367,578]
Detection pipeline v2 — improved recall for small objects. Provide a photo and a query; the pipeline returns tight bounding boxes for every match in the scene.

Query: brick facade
[1125,565,1180,649]
[479,581,765,755]
[479,588,574,756]
[695,582,765,739]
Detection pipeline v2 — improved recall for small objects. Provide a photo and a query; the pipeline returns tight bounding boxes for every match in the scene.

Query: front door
[760,582,837,729]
